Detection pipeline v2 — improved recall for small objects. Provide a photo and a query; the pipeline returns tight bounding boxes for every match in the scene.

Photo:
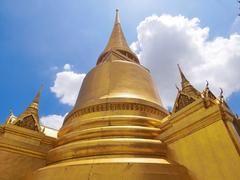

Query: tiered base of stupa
[30,156,190,180]
[28,105,190,180]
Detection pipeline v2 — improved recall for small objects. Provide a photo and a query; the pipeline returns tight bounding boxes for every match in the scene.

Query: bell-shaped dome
[49,9,169,165]
[73,60,164,112]
[63,10,167,125]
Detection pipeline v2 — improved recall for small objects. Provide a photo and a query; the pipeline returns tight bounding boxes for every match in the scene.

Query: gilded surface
[1,9,240,180]
[0,124,55,180]
[97,9,139,65]
[31,10,190,179]
[7,87,43,132]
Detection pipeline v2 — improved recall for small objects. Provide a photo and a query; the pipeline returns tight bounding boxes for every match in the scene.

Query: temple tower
[32,10,190,180]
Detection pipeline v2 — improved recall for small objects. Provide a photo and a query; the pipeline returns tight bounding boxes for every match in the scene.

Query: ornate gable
[9,87,42,132]
[173,93,195,113]
[15,115,39,131]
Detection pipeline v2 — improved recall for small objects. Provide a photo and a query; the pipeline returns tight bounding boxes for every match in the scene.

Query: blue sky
[0,1,239,124]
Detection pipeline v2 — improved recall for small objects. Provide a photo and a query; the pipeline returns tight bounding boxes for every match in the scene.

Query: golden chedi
[1,9,240,180]
[31,10,190,179]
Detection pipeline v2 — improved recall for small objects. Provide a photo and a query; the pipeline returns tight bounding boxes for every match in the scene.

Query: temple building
[0,10,240,180]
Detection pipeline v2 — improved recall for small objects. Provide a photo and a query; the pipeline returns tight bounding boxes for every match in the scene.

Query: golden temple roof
[14,86,42,132]
[97,9,139,65]
[177,64,201,98]
[172,65,201,113]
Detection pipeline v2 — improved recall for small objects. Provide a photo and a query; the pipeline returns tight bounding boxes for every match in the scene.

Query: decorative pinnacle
[219,88,224,103]
[34,85,43,101]
[115,9,120,24]
[205,80,209,89]
[220,88,223,97]
[177,64,189,88]
[30,85,43,109]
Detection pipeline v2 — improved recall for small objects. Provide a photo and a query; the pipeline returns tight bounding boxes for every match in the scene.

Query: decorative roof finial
[206,80,209,89]
[115,9,120,24]
[177,64,189,85]
[33,85,43,104]
[177,64,191,91]
[219,88,224,103]
[220,88,223,97]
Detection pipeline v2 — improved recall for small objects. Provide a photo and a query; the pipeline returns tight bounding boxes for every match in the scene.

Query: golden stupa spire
[31,85,43,109]
[177,64,201,98]
[104,9,130,52]
[97,9,139,65]
[14,86,43,131]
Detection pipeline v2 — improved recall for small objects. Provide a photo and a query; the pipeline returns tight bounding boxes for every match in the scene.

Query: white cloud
[51,64,86,106]
[40,113,67,130]
[63,64,72,71]
[131,15,240,107]
[45,64,85,130]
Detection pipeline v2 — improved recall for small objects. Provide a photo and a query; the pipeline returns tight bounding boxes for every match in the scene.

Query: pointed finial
[30,85,43,109]
[206,80,209,88]
[219,88,224,103]
[115,9,120,24]
[177,64,187,81]
[220,88,223,97]
[177,64,190,88]
[203,80,209,98]
[35,85,43,99]
[204,80,209,91]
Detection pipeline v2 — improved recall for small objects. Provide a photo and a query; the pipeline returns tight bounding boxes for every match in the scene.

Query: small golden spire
[177,64,190,88]
[32,85,43,105]
[14,86,43,132]
[177,64,201,98]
